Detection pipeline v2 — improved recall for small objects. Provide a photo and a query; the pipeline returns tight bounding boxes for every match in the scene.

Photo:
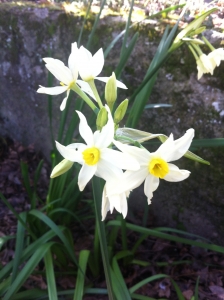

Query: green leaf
[73,250,90,300]
[144,104,172,109]
[11,212,27,282]
[112,257,132,300]
[28,210,78,266]
[194,276,200,300]
[116,32,139,79]
[107,220,224,254]
[3,242,55,300]
[129,274,169,294]
[44,249,58,300]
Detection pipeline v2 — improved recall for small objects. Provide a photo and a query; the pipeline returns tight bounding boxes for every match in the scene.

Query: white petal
[43,57,64,66]
[37,85,68,95]
[60,90,70,111]
[94,106,114,148]
[101,186,111,221]
[55,141,85,163]
[76,80,96,100]
[104,179,129,218]
[45,60,73,85]
[68,43,79,80]
[107,167,148,196]
[164,163,190,182]
[91,48,104,78]
[144,174,159,204]
[113,140,149,166]
[96,159,122,182]
[100,148,139,171]
[108,193,127,218]
[78,164,97,191]
[157,129,194,162]
[96,77,127,89]
[200,54,214,74]
[78,46,93,81]
[76,111,94,146]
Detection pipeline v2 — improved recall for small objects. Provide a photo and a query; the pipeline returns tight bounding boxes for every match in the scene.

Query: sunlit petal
[157,129,194,162]
[91,48,104,77]
[45,61,73,84]
[37,85,68,95]
[76,111,94,146]
[76,80,96,100]
[55,141,85,163]
[96,77,127,89]
[68,42,79,79]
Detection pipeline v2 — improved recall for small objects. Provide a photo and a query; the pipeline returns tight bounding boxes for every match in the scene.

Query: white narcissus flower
[108,129,194,204]
[55,106,139,192]
[77,46,127,89]
[208,48,224,68]
[197,53,214,80]
[101,171,131,220]
[37,42,79,111]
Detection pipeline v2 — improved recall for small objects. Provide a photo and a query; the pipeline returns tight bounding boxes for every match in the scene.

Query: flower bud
[114,99,128,124]
[96,107,108,131]
[50,159,73,178]
[105,72,117,111]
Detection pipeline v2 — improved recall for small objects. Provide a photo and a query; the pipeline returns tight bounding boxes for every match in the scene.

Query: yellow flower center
[82,147,100,166]
[149,158,169,179]
[60,81,75,89]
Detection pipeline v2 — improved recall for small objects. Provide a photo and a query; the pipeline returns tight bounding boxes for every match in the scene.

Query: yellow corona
[149,158,169,178]
[82,147,100,166]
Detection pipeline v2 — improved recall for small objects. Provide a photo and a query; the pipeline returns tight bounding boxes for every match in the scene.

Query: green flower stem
[88,79,104,109]
[188,44,199,60]
[71,84,99,115]
[201,35,215,51]
[92,177,115,300]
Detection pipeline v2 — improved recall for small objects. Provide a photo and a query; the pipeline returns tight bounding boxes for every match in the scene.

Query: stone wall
[1,3,224,244]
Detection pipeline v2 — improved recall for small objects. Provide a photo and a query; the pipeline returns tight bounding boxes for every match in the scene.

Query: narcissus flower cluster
[37,41,209,221]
